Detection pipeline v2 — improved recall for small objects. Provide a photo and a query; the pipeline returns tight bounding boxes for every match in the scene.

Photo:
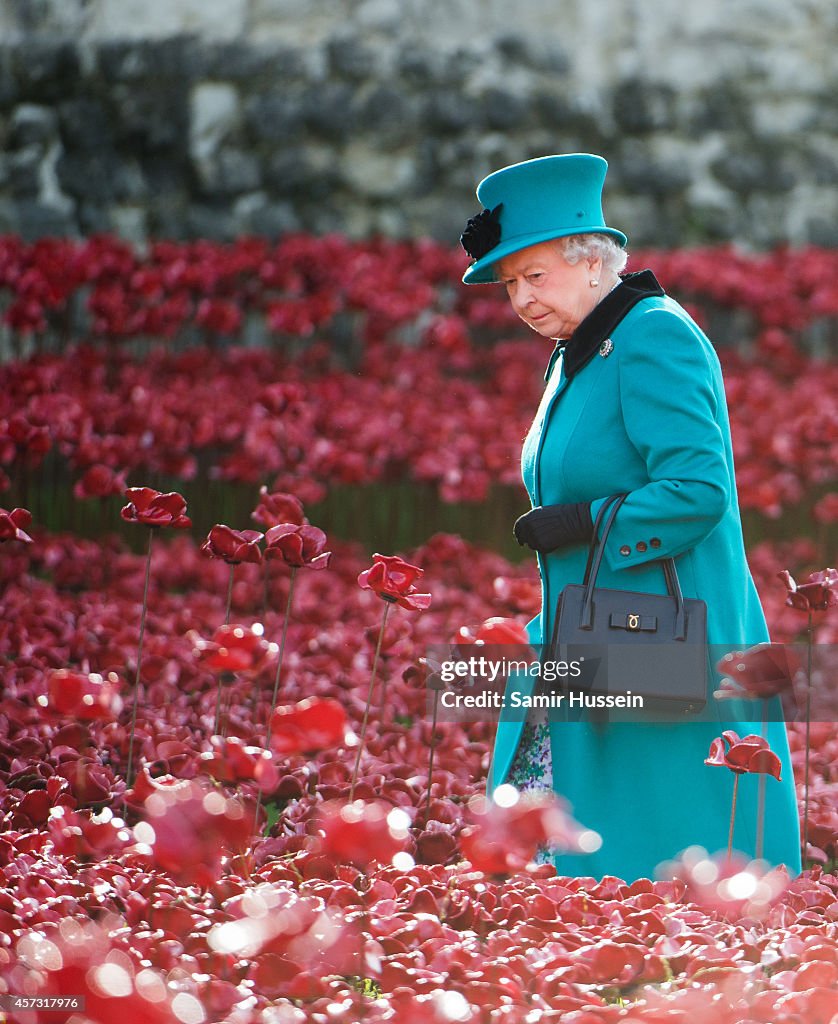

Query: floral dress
[506,718,555,864]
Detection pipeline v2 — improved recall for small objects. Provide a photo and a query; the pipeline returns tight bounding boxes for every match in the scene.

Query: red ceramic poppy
[73,464,128,500]
[191,624,276,676]
[198,736,279,792]
[264,523,331,569]
[778,567,838,612]
[250,487,305,528]
[715,643,799,700]
[39,669,122,721]
[357,553,432,611]
[269,697,348,756]
[704,730,782,779]
[455,616,530,646]
[120,487,192,529]
[314,799,408,869]
[658,847,789,921]
[0,506,32,543]
[200,524,264,564]
[140,779,252,888]
[460,789,589,875]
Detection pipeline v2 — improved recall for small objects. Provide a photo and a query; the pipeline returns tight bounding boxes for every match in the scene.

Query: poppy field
[1,235,837,1024]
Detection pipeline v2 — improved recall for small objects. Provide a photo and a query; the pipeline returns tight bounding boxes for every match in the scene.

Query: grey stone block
[244,89,305,143]
[689,81,753,134]
[6,147,44,198]
[11,40,80,104]
[197,41,302,82]
[263,151,309,196]
[146,193,191,237]
[194,148,262,197]
[0,47,18,107]
[711,148,796,194]
[613,78,677,135]
[354,86,417,147]
[77,201,114,234]
[496,35,570,76]
[57,98,112,152]
[56,149,144,202]
[422,91,473,135]
[96,37,201,83]
[619,152,691,197]
[299,83,356,140]
[232,192,300,236]
[327,36,376,81]
[186,202,237,241]
[111,85,190,151]
[479,88,527,132]
[9,104,58,148]
[12,199,76,239]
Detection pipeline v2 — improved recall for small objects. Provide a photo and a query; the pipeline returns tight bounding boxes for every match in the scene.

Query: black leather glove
[513,501,594,553]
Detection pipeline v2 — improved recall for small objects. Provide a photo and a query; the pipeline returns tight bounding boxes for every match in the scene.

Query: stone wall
[0,0,836,247]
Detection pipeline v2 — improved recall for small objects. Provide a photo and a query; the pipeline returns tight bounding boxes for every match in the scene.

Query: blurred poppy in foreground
[460,784,597,875]
[455,615,530,646]
[192,623,277,676]
[39,669,123,721]
[657,845,790,921]
[715,643,799,701]
[314,799,411,870]
[135,778,252,889]
[0,506,32,543]
[269,696,348,756]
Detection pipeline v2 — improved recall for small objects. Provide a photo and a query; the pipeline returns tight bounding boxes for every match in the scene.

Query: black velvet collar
[554,269,665,381]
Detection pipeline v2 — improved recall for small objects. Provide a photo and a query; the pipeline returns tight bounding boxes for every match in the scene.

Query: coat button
[650,537,662,549]
[636,541,647,553]
[619,545,631,557]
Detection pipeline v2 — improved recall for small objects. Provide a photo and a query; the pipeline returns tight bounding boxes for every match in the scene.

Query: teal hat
[460,153,627,284]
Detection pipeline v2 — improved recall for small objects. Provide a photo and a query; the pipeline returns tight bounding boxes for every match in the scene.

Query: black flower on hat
[460,203,503,261]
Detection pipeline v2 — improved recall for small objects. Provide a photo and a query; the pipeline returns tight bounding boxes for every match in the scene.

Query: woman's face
[496,240,603,340]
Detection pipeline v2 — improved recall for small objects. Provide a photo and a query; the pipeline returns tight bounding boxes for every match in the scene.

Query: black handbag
[548,494,708,715]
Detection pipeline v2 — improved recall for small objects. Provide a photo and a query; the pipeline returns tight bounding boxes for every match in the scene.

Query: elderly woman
[460,154,801,881]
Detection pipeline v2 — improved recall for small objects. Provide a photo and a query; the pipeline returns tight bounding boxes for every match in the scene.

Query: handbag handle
[581,494,687,640]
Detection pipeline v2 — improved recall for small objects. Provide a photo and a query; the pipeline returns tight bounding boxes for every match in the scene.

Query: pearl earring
[589,279,599,288]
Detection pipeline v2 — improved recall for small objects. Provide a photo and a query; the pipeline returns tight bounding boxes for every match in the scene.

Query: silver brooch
[599,338,614,358]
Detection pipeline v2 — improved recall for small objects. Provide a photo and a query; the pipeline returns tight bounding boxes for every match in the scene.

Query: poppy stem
[426,687,440,816]
[265,566,297,749]
[756,698,767,860]
[727,773,740,862]
[262,559,270,618]
[126,527,154,791]
[221,682,233,739]
[802,610,813,863]
[212,565,237,736]
[225,564,235,625]
[349,602,391,802]
[213,677,224,738]
[254,567,298,838]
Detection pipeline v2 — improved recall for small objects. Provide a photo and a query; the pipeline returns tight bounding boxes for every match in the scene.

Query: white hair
[557,233,628,275]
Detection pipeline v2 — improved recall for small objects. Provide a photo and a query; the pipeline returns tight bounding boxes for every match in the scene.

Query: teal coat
[488,284,801,881]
